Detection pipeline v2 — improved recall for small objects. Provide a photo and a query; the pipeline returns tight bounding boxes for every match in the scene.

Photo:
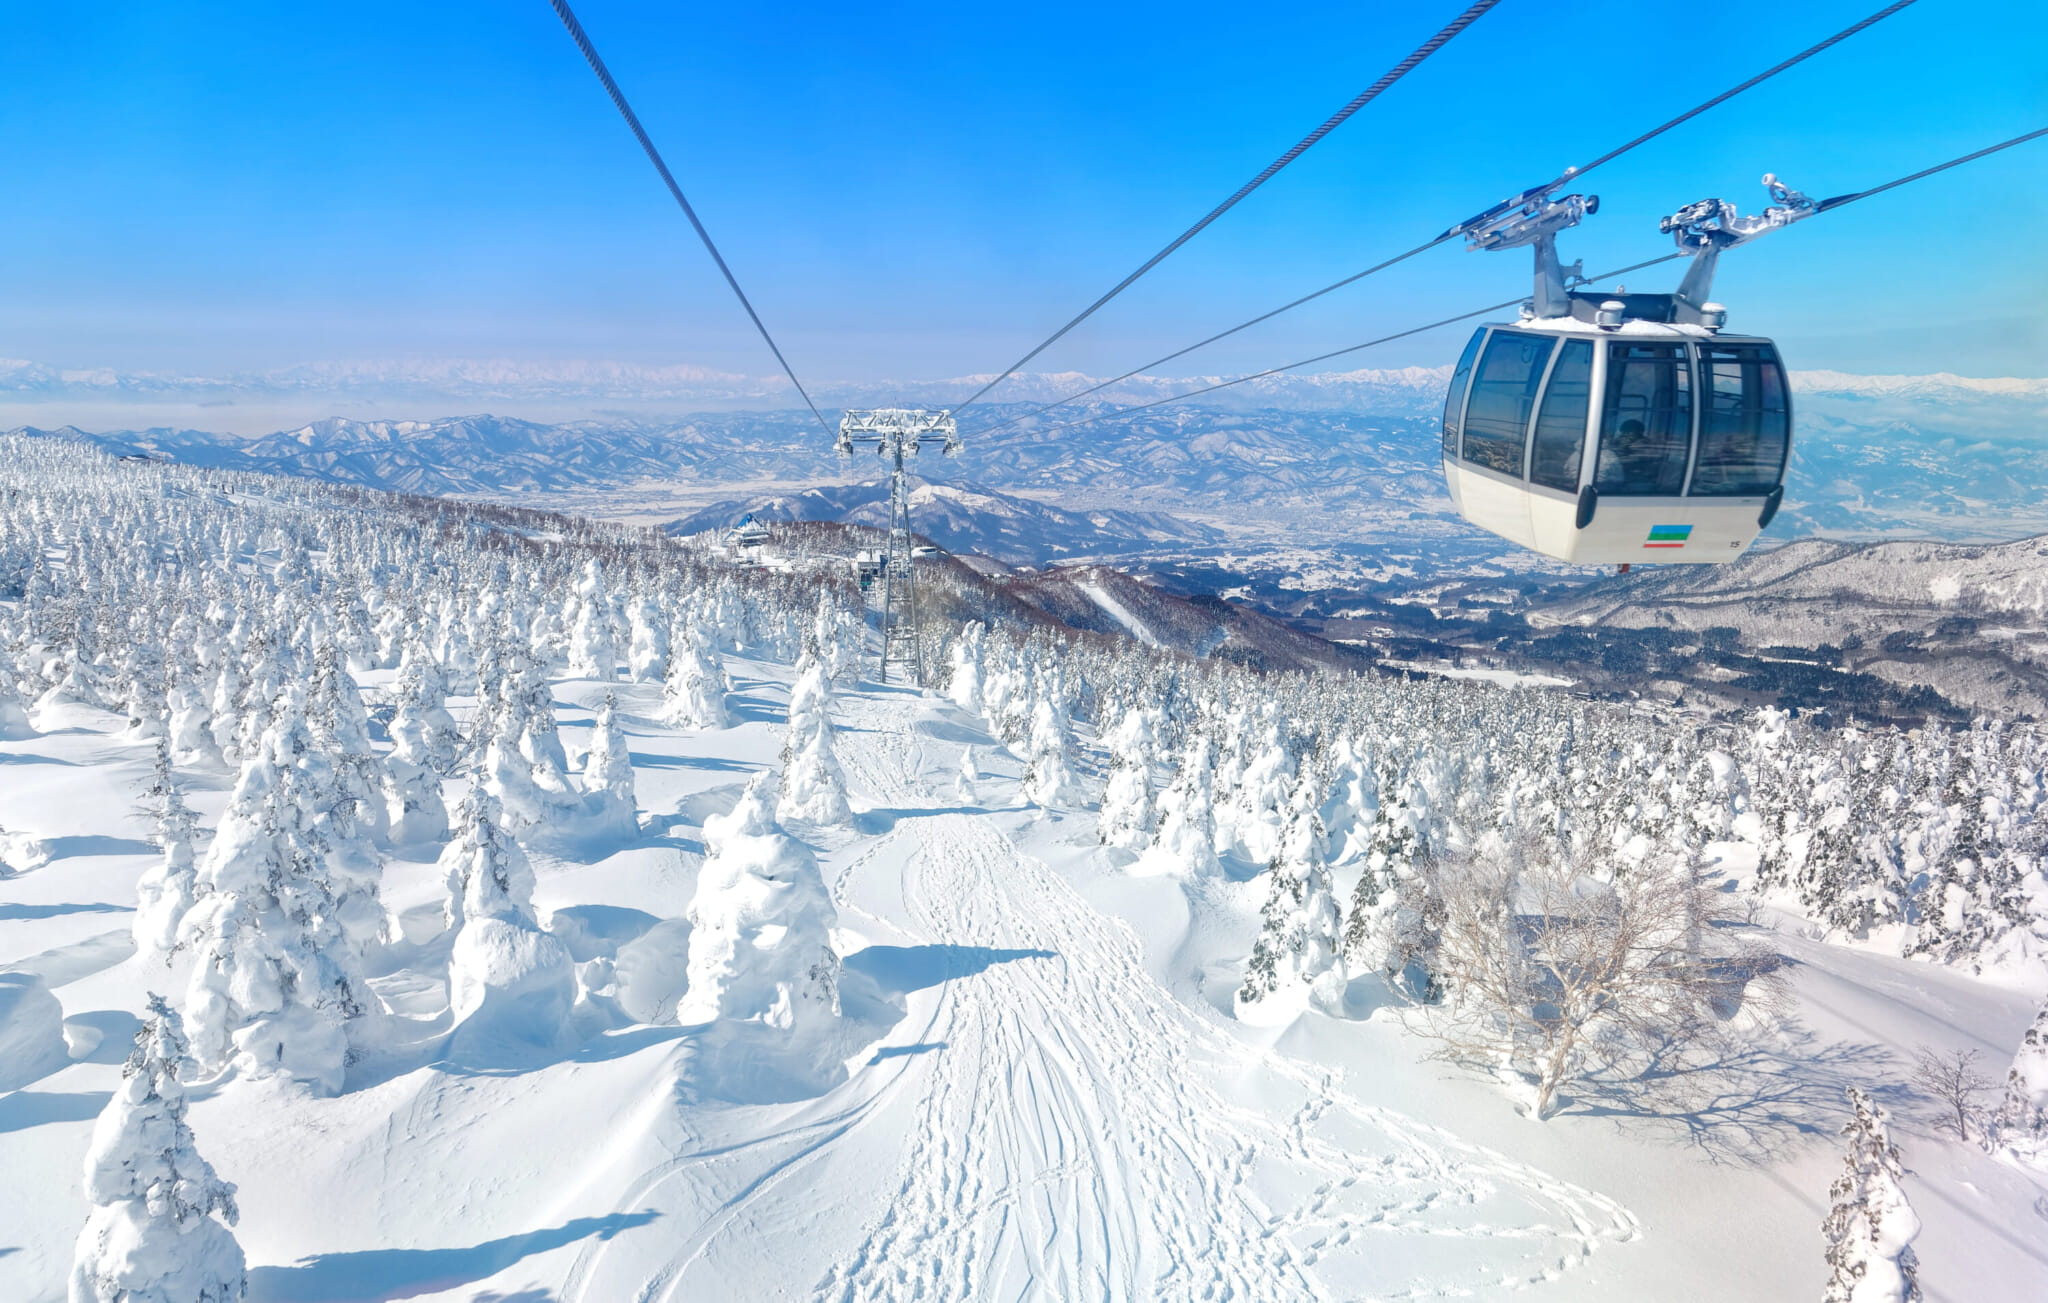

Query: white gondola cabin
[1440,176,1811,566]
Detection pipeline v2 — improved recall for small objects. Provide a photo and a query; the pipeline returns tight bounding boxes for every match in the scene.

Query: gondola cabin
[1439,175,1812,567]
[1442,297,1790,567]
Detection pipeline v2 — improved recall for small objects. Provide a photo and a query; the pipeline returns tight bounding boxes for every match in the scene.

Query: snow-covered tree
[1236,771,1342,1016]
[956,744,979,802]
[1099,708,1158,850]
[1991,993,2048,1169]
[1822,1087,1922,1303]
[582,690,638,834]
[626,594,669,684]
[69,995,245,1303]
[661,630,731,730]
[678,774,840,1032]
[1141,733,1219,878]
[779,655,852,826]
[439,780,573,1039]
[1231,716,1296,865]
[133,741,200,962]
[948,625,985,713]
[164,668,214,765]
[1022,692,1082,809]
[567,559,619,681]
[1319,734,1376,865]
[1342,793,1438,1000]
[177,694,379,1094]
[380,668,451,847]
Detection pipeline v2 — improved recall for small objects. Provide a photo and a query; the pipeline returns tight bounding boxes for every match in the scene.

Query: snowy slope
[7,659,2047,1301]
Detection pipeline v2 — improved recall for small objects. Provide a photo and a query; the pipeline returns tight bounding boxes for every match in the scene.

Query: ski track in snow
[509,686,1637,1302]
[801,694,1635,1301]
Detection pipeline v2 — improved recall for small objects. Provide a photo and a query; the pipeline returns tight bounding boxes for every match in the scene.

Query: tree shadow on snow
[628,750,754,774]
[37,834,157,861]
[0,901,130,921]
[246,1210,657,1302]
[0,1089,110,1134]
[1552,1024,1912,1166]
[843,944,1056,997]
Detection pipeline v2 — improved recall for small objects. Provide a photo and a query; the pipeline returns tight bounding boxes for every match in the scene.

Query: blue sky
[2,0,2042,396]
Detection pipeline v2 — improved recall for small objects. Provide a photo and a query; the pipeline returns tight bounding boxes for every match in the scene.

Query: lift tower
[835,409,959,684]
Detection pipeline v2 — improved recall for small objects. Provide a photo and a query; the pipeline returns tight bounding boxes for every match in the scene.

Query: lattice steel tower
[836,408,959,684]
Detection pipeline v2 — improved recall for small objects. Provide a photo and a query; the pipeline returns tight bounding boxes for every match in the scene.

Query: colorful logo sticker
[1644,524,1692,549]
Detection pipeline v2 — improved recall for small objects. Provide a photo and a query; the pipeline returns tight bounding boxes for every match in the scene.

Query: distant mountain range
[15,361,2047,564]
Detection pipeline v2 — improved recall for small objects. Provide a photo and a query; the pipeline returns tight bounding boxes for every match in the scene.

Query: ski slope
[3,659,2044,1301]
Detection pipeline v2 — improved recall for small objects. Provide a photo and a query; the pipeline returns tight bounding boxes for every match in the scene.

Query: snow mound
[448,915,577,1047]
[0,972,68,1091]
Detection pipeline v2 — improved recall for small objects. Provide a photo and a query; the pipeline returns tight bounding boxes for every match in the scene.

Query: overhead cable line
[546,0,833,437]
[948,0,1505,416]
[1018,126,2047,441]
[967,0,1922,437]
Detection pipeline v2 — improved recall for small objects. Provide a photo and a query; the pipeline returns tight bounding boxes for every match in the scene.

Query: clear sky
[2,0,2043,396]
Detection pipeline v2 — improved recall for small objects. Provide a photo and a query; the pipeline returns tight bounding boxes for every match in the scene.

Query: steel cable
[948,0,1505,416]
[1014,124,2044,440]
[547,0,834,436]
[966,0,1922,437]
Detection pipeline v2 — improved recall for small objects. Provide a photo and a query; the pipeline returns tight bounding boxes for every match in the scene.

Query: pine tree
[583,690,638,834]
[1099,708,1158,850]
[679,774,840,1031]
[133,740,200,962]
[1342,793,1439,1000]
[1237,772,1340,1010]
[661,630,732,730]
[69,995,246,1303]
[779,654,852,826]
[567,559,619,681]
[1022,692,1082,809]
[1991,994,2048,1169]
[1143,732,1221,877]
[177,693,377,1095]
[626,594,669,684]
[1821,1087,1922,1303]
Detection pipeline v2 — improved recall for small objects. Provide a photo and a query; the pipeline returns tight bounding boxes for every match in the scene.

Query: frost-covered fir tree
[1232,716,1296,865]
[69,995,245,1303]
[1098,708,1158,850]
[164,667,214,765]
[779,653,852,827]
[678,774,840,1032]
[509,650,579,811]
[0,644,35,739]
[956,744,979,802]
[438,780,573,1039]
[626,594,669,684]
[1821,1087,1922,1303]
[177,692,379,1094]
[133,741,200,962]
[1236,771,1342,1018]
[1022,692,1082,809]
[582,690,638,834]
[948,625,985,713]
[1319,734,1375,865]
[479,672,547,835]
[380,666,451,847]
[1139,733,1220,877]
[1991,993,2048,1169]
[568,559,620,681]
[309,636,388,847]
[661,630,732,730]
[1342,791,1438,1000]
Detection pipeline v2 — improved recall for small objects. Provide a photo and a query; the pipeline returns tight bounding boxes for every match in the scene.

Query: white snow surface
[4,667,2047,1301]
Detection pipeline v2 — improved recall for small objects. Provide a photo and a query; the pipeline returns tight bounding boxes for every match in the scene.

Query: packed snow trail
[806,691,1636,1301]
